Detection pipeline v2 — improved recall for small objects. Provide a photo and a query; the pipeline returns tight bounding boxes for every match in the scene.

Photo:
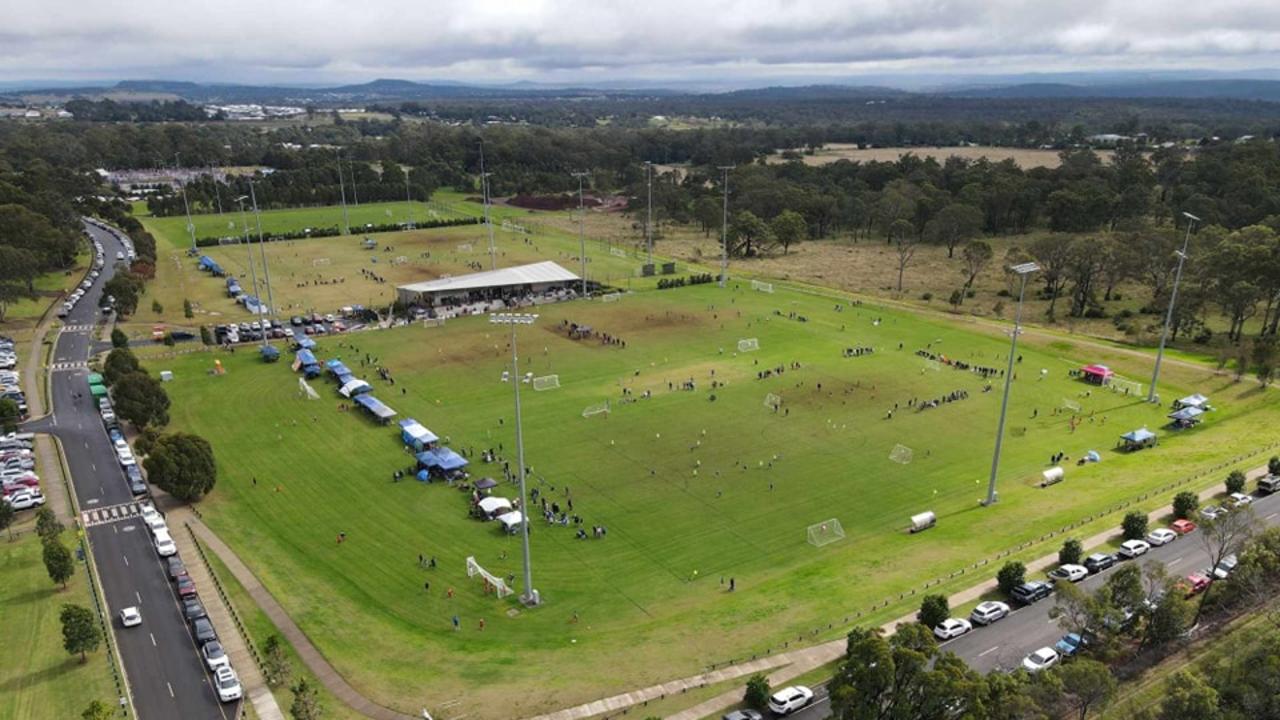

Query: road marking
[167,681,174,698]
[978,645,1000,657]
[86,498,99,505]
[122,555,129,567]
[1267,512,1278,521]
[150,633,157,647]
[136,591,142,604]
[1168,556,1184,567]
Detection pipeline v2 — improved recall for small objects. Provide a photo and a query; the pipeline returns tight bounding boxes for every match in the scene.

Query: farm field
[765,144,1119,168]
[150,278,1279,718]
[0,531,116,720]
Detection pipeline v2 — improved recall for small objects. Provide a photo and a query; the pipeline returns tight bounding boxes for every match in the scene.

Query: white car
[1022,647,1060,673]
[201,640,231,671]
[1146,528,1178,546]
[153,529,177,557]
[4,490,46,510]
[969,601,1011,626]
[214,666,242,702]
[119,606,142,627]
[1118,539,1151,559]
[933,617,973,640]
[1048,564,1089,583]
[767,686,814,715]
[1228,492,1253,508]
[139,503,161,526]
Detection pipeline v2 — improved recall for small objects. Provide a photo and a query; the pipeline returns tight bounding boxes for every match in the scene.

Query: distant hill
[946,79,1280,102]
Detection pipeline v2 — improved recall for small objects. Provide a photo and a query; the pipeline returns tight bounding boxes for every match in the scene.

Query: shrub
[1173,491,1199,520]
[1225,469,1246,495]
[182,298,193,319]
[917,594,950,629]
[110,328,129,349]
[1059,538,1083,565]
[1122,511,1148,541]
[744,673,771,709]
[1269,456,1280,475]
[921,292,933,301]
[151,299,163,314]
[997,561,1026,595]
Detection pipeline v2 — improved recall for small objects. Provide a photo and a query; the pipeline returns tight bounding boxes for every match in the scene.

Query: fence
[697,440,1280,674]
[184,523,267,676]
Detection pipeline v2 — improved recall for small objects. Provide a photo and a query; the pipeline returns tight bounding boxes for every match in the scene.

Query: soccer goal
[533,374,560,391]
[1061,398,1082,413]
[889,444,914,464]
[764,393,783,411]
[610,247,628,259]
[311,258,331,267]
[751,280,775,294]
[923,359,941,372]
[456,243,473,253]
[422,317,446,328]
[298,378,320,400]
[466,556,514,599]
[1107,377,1143,396]
[601,292,622,303]
[807,519,846,547]
[738,338,760,352]
[582,401,611,419]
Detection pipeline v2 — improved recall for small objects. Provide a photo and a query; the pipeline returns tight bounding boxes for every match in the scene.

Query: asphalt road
[25,221,235,720]
[786,488,1280,720]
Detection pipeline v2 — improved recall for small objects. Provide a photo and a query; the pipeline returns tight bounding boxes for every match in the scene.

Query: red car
[176,576,198,598]
[1171,519,1198,535]
[1180,573,1211,597]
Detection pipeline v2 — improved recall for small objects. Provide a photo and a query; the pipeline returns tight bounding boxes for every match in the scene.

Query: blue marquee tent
[399,419,439,450]
[294,338,316,350]
[353,394,397,423]
[325,359,352,379]
[416,447,468,471]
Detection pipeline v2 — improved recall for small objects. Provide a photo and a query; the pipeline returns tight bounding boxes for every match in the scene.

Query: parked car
[933,617,973,640]
[1213,554,1239,579]
[176,576,198,598]
[1055,632,1088,656]
[722,711,764,720]
[119,606,142,628]
[153,529,177,557]
[1022,647,1060,673]
[1084,553,1116,574]
[1011,580,1053,605]
[1227,492,1253,508]
[1200,505,1227,521]
[1146,528,1178,546]
[202,640,231,671]
[4,490,46,510]
[167,556,187,580]
[1171,519,1198,535]
[1048,564,1088,583]
[767,686,814,716]
[214,666,242,703]
[1258,475,1280,495]
[1180,573,1212,596]
[1118,539,1152,559]
[182,597,206,621]
[191,616,217,645]
[970,601,1011,626]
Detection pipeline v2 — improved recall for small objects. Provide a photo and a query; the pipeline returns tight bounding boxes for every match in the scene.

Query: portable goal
[764,393,782,410]
[1107,377,1143,396]
[422,317,446,328]
[610,247,628,259]
[582,401,611,418]
[601,292,622,303]
[889,444,914,464]
[311,258,331,267]
[807,519,846,547]
[923,359,941,372]
[456,243,474,253]
[532,374,560,391]
[466,556,514,598]
[298,378,320,400]
[738,338,760,352]
[1061,398,1082,413]
[751,280,775,294]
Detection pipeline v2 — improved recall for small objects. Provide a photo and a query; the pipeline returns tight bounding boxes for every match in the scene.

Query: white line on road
[167,681,174,698]
[1267,512,1278,521]
[978,646,1000,657]
[150,633,157,647]
[1168,556,1184,567]
[122,555,129,567]
[136,591,142,604]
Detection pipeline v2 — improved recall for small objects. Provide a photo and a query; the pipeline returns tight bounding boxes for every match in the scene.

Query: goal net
[422,317,446,328]
[1107,377,1143,396]
[298,378,320,400]
[1061,398,1082,413]
[807,519,846,547]
[533,374,560,391]
[601,292,622,303]
[582,401,611,418]
[764,393,782,410]
[889,444,914,464]
[465,556,514,599]
[456,243,473,253]
[311,258,331,267]
[738,338,760,352]
[751,280,775,294]
[923,359,941,372]
[610,247,628,259]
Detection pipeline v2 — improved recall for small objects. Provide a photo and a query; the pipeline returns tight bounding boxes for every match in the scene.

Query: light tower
[490,312,541,607]
[572,171,590,298]
[1147,212,1200,404]
[983,261,1039,507]
[717,166,734,287]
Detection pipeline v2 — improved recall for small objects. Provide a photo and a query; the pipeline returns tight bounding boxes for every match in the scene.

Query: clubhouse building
[396,261,580,309]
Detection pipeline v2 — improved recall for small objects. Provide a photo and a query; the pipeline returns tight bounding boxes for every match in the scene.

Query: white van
[153,528,177,557]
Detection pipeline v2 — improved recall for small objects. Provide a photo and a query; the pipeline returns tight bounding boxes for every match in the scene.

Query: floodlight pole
[644,161,653,265]
[336,149,351,235]
[175,154,197,253]
[718,166,733,287]
[479,140,497,270]
[348,155,359,207]
[235,195,265,349]
[1148,212,1199,403]
[984,262,1038,507]
[491,313,540,607]
[572,171,590,298]
[249,182,278,334]
[404,170,416,230]
[209,164,224,215]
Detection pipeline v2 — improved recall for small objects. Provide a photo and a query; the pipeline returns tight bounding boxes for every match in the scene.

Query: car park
[1118,539,1151,559]
[192,616,217,645]
[119,607,142,628]
[767,686,814,715]
[214,666,243,703]
[1048,564,1088,583]
[1011,580,1053,605]
[933,617,973,640]
[4,490,46,510]
[970,601,1011,625]
[1146,528,1177,546]
[202,640,231,671]
[1084,553,1116,574]
[1213,554,1238,579]
[1054,632,1088,656]
[1227,492,1253,508]
[1171,519,1197,534]
[1022,647,1060,673]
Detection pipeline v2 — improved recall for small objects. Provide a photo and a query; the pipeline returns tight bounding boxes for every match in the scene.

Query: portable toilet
[909,511,937,534]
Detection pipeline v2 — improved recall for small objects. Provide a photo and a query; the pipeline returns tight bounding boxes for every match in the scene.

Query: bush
[965,288,976,298]
[182,298,193,319]
[199,325,213,346]
[1270,456,1280,475]
[997,561,1026,595]
[921,292,934,301]
[1059,538,1083,565]
[110,328,129,349]
[1225,469,1246,495]
[917,594,949,629]
[1173,491,1199,520]
[744,673,771,710]
[1122,510,1149,540]
[0,398,19,433]
[151,299,163,314]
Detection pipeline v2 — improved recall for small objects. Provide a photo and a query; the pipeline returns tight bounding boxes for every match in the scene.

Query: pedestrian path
[81,500,144,527]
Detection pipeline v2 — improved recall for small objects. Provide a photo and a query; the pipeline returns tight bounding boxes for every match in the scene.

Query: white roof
[478,497,513,514]
[1178,394,1209,408]
[498,511,526,528]
[397,261,579,295]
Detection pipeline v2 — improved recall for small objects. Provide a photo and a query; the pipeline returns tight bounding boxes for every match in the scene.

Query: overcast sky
[5,0,1280,86]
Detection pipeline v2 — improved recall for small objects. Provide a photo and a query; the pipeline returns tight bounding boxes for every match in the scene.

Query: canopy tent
[325,359,352,378]
[353,393,397,423]
[498,511,526,534]
[1168,406,1205,428]
[1174,394,1210,411]
[339,379,373,398]
[295,349,318,367]
[198,255,217,270]
[86,373,104,386]
[416,447,468,471]
[477,496,513,518]
[1080,364,1114,385]
[89,383,107,399]
[473,477,498,490]
[294,337,316,350]
[398,419,439,450]
[260,345,280,363]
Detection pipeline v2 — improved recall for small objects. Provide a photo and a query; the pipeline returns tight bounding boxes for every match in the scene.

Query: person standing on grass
[452,615,460,631]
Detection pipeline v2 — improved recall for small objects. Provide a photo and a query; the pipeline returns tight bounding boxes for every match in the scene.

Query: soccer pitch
[151,281,1279,717]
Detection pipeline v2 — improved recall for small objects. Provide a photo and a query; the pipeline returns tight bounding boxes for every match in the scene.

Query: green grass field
[147,277,1280,718]
[0,531,116,719]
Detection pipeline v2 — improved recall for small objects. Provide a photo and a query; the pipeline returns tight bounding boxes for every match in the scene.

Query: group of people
[842,345,874,358]
[914,348,1007,379]
[755,362,800,381]
[774,309,810,323]
[294,275,346,288]
[360,267,388,284]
